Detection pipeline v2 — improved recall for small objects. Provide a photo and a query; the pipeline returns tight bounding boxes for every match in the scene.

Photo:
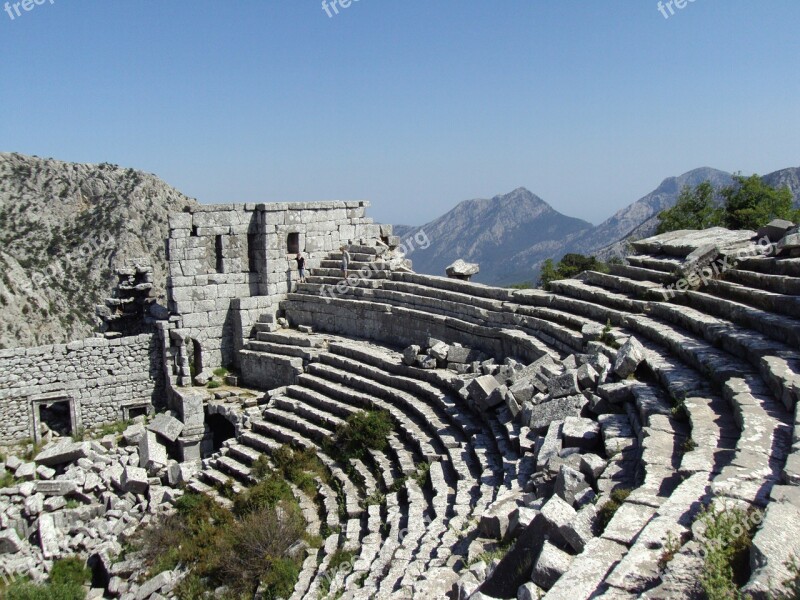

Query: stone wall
[166,201,379,371]
[0,334,165,443]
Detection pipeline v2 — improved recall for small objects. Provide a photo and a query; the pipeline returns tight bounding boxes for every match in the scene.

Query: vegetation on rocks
[538,253,610,289]
[596,487,631,533]
[657,175,799,234]
[325,409,395,461]
[1,556,90,600]
[697,505,760,600]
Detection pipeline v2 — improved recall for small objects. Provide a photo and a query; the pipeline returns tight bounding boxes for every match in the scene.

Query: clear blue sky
[1,1,798,226]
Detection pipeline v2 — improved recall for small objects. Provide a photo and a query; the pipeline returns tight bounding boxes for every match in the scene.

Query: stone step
[582,270,667,301]
[736,255,800,278]
[313,267,392,279]
[390,271,514,302]
[251,331,322,348]
[226,442,263,465]
[185,478,234,510]
[702,278,800,321]
[246,340,318,360]
[288,378,361,419]
[678,286,800,349]
[272,395,346,431]
[239,430,284,455]
[723,267,800,296]
[549,278,649,314]
[304,275,385,288]
[262,406,337,445]
[214,454,254,483]
[625,254,684,274]
[610,263,677,285]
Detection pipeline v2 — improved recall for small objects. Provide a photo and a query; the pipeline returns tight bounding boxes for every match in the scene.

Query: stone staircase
[258,234,800,598]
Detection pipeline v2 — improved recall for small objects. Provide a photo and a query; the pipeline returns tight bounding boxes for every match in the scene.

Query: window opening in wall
[215,235,224,273]
[188,339,203,379]
[191,226,198,237]
[247,233,258,273]
[287,232,300,255]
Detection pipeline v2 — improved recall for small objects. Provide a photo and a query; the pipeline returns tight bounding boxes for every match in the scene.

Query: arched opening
[204,412,236,454]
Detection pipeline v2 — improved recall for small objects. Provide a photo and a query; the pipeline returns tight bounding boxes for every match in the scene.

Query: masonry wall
[0,334,165,443]
[166,201,380,372]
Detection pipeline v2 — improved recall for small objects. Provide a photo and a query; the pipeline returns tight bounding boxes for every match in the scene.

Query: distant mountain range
[397,166,800,285]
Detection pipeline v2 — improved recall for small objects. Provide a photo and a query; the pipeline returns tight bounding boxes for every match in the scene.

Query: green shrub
[327,410,394,460]
[233,474,293,516]
[698,505,760,600]
[3,557,89,600]
[538,254,610,290]
[213,367,229,378]
[207,380,222,389]
[251,455,272,480]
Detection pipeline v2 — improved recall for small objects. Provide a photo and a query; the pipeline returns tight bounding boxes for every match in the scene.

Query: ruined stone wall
[166,201,379,371]
[0,333,165,443]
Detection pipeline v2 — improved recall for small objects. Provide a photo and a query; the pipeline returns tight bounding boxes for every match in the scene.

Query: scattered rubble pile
[0,417,200,598]
[402,335,655,599]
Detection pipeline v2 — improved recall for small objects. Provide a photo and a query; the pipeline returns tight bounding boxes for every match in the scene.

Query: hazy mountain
[763,166,800,205]
[394,187,592,286]
[0,153,199,349]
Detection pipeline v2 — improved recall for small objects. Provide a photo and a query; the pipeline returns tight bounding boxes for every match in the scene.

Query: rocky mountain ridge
[0,153,198,349]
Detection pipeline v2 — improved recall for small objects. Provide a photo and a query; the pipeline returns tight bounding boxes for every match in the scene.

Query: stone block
[531,541,573,590]
[548,370,579,399]
[35,480,78,496]
[38,513,60,558]
[467,375,501,410]
[562,416,601,451]
[35,441,90,467]
[0,528,23,554]
[122,466,149,495]
[554,465,591,507]
[527,395,586,434]
[147,413,184,443]
[139,431,168,471]
[613,336,645,378]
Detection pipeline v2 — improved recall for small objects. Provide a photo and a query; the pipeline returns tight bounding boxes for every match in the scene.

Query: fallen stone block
[558,503,598,553]
[554,466,591,507]
[510,379,536,405]
[402,345,420,366]
[597,381,636,404]
[508,507,539,540]
[193,368,215,386]
[35,480,78,496]
[548,370,580,399]
[135,571,173,600]
[467,375,501,410]
[147,413,184,443]
[562,416,601,451]
[14,462,36,481]
[613,336,645,378]
[415,354,437,370]
[38,513,60,558]
[744,500,800,599]
[36,465,56,480]
[0,528,23,554]
[539,495,577,548]
[531,540,573,590]
[479,495,518,540]
[446,259,479,280]
[429,342,450,361]
[122,423,146,445]
[758,219,795,243]
[139,431,168,471]
[121,466,149,495]
[576,363,598,390]
[517,582,545,600]
[579,453,608,486]
[527,395,586,434]
[35,441,90,467]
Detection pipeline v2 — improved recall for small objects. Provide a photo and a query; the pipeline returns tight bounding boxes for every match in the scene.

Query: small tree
[537,258,559,289]
[656,182,723,234]
[720,174,798,230]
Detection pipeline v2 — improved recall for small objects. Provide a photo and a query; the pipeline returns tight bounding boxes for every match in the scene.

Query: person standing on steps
[341,246,351,280]
[296,253,306,283]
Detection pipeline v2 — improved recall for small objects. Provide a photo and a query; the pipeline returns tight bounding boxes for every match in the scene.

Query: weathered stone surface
[139,431,168,471]
[36,480,78,496]
[613,336,645,378]
[147,413,184,443]
[562,416,600,451]
[0,528,23,554]
[549,370,580,399]
[554,466,591,507]
[539,495,577,548]
[446,259,480,280]
[467,375,501,411]
[527,395,585,434]
[745,501,800,599]
[479,494,518,540]
[531,541,573,590]
[576,363,598,389]
[121,466,149,495]
[14,462,36,481]
[135,571,173,600]
[35,441,89,467]
[415,354,437,370]
[429,341,449,361]
[402,344,420,366]
[579,453,608,486]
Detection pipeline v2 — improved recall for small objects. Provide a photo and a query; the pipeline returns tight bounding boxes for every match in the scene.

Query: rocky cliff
[0,153,198,349]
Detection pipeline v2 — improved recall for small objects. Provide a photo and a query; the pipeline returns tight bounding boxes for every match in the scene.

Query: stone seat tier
[610,262,678,285]
[577,269,800,409]
[272,395,345,431]
[185,478,233,509]
[624,254,686,274]
[723,267,800,296]
[245,340,319,361]
[736,255,800,278]
[301,276,385,289]
[704,277,800,320]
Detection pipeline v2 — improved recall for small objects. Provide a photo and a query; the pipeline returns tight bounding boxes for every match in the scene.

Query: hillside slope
[0,153,198,349]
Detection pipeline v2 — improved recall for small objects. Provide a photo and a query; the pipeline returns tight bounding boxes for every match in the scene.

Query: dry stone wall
[0,334,164,443]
